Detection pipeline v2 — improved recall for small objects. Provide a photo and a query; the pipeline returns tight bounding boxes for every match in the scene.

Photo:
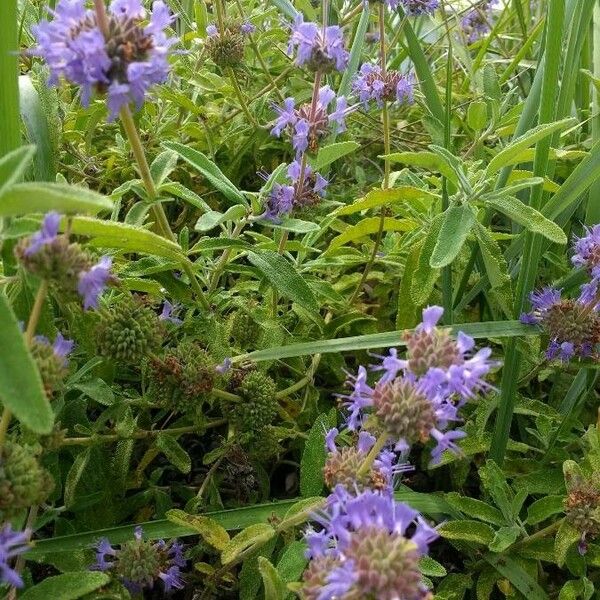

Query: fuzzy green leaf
[258,557,287,600]
[430,205,476,268]
[19,572,110,600]
[221,523,276,566]
[166,509,230,550]
[156,434,191,474]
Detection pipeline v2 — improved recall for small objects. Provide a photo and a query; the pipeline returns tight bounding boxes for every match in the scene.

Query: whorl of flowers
[396,0,440,15]
[301,486,437,600]
[271,85,354,155]
[341,306,496,463]
[462,1,496,43]
[0,525,30,588]
[33,0,177,120]
[521,283,600,362]
[16,212,114,311]
[572,224,600,279]
[323,428,408,493]
[92,526,185,594]
[354,63,415,108]
[205,20,255,68]
[288,15,349,73]
[262,160,328,222]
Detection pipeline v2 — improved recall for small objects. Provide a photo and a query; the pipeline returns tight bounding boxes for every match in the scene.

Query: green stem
[61,421,227,447]
[275,376,311,400]
[356,432,390,479]
[212,388,242,402]
[350,3,390,305]
[227,67,257,126]
[181,261,211,311]
[209,219,246,292]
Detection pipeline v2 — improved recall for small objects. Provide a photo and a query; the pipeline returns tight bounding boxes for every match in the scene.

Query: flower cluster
[521,228,600,361]
[387,0,440,15]
[461,1,497,43]
[93,526,185,594]
[271,85,353,155]
[263,161,328,221]
[16,212,113,310]
[0,525,30,588]
[342,306,495,463]
[33,0,177,120]
[353,63,414,108]
[31,332,75,397]
[288,15,349,73]
[302,486,437,600]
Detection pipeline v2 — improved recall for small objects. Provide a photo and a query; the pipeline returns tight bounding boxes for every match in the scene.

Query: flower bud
[231,371,277,432]
[228,311,261,350]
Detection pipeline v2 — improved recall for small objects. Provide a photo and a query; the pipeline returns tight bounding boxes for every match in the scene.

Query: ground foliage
[0,0,599,598]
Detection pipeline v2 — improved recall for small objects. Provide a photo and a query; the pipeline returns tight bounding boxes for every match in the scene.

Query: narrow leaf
[430,205,476,268]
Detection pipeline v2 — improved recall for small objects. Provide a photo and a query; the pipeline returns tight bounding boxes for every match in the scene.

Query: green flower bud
[231,371,277,432]
[96,296,162,363]
[0,442,54,517]
[228,311,261,351]
[31,337,69,397]
[148,341,215,414]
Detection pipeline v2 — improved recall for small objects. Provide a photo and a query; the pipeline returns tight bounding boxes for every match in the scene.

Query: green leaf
[67,216,185,261]
[559,578,595,600]
[235,320,536,364]
[310,141,360,170]
[267,218,320,233]
[484,554,549,600]
[412,213,444,305]
[445,492,506,526]
[383,151,458,184]
[526,495,565,525]
[0,145,35,195]
[486,195,567,244]
[276,540,308,586]
[438,520,495,545]
[487,117,577,174]
[19,75,56,181]
[555,519,581,567]
[299,413,330,497]
[247,251,319,314]
[156,434,191,474]
[467,101,487,130]
[221,523,276,565]
[19,572,111,600]
[166,509,230,550]
[151,149,178,187]
[258,557,287,600]
[0,183,112,217]
[430,205,476,268]
[162,141,247,205]
[337,5,370,98]
[64,448,91,509]
[326,217,417,253]
[488,525,520,552]
[194,205,246,232]
[419,555,447,577]
[335,186,436,216]
[0,293,53,433]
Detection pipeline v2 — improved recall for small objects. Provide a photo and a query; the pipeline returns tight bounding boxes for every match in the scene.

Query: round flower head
[271,86,355,154]
[31,332,74,396]
[323,428,408,493]
[0,525,30,588]
[573,224,600,279]
[353,63,414,108]
[340,307,495,462]
[521,285,600,361]
[262,161,328,222]
[92,526,185,594]
[302,486,437,600]
[205,20,254,68]
[288,15,349,73]
[33,0,177,120]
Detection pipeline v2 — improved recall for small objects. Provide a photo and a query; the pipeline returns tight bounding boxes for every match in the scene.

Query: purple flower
[240,22,255,34]
[399,0,440,15]
[302,487,437,599]
[25,211,61,256]
[0,525,30,588]
[263,161,328,221]
[92,527,185,593]
[573,224,600,279]
[159,300,183,325]
[270,86,356,155]
[462,2,495,43]
[216,357,232,374]
[288,15,349,73]
[33,0,178,120]
[353,63,414,108]
[78,256,112,310]
[206,23,218,37]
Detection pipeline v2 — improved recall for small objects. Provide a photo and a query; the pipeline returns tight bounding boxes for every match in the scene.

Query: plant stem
[356,432,390,479]
[212,388,242,402]
[227,67,257,126]
[276,376,311,399]
[0,0,21,156]
[350,3,390,305]
[0,280,48,448]
[61,420,227,446]
[209,219,246,292]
